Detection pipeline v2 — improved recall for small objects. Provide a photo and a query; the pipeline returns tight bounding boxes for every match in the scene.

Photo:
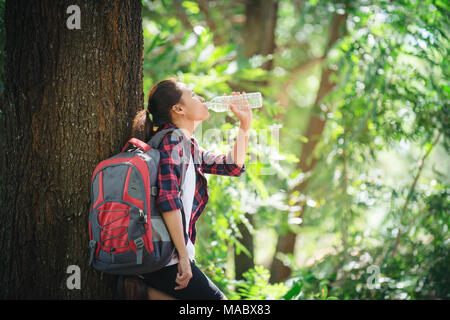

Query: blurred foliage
[141,0,449,300]
[286,186,449,299]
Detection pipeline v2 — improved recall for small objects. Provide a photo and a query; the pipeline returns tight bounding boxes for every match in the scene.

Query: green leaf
[435,0,450,11]
[182,1,200,14]
[283,279,303,300]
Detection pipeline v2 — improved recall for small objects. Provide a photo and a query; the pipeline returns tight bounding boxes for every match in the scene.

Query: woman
[131,78,252,300]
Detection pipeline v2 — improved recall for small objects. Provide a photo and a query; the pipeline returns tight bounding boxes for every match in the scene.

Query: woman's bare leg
[147,286,177,300]
[147,287,227,300]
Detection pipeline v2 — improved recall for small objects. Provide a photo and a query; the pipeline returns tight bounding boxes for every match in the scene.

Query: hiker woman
[131,78,251,300]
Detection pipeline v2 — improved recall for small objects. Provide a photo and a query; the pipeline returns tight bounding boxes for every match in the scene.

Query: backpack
[88,127,190,275]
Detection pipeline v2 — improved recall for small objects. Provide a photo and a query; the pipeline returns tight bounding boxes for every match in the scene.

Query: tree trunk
[341,129,349,254]
[233,0,279,280]
[243,0,278,70]
[233,212,254,280]
[0,0,143,299]
[270,11,348,283]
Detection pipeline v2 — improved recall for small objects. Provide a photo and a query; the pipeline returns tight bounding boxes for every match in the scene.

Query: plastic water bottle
[206,92,263,112]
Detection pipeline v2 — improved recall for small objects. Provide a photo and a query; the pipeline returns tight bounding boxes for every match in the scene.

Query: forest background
[0,0,448,299]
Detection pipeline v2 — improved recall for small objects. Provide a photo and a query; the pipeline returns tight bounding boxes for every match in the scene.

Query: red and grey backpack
[88,127,189,275]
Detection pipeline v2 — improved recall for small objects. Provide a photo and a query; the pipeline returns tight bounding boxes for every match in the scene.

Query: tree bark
[270,11,348,283]
[0,0,143,299]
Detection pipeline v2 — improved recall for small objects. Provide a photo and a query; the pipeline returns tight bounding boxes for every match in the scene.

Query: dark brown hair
[131,78,183,142]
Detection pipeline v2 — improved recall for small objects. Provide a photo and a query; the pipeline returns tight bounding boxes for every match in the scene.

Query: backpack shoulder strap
[147,127,191,195]
[148,127,191,243]
[147,128,172,149]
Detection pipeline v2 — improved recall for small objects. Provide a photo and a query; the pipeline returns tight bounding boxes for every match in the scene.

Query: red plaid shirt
[155,122,246,245]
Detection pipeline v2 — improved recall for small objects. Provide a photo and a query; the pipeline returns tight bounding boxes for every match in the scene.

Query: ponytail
[131,109,154,142]
[131,78,183,142]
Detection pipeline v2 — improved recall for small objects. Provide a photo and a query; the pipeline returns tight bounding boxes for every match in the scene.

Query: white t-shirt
[165,152,196,266]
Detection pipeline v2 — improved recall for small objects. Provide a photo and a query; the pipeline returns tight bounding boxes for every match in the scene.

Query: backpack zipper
[139,209,147,223]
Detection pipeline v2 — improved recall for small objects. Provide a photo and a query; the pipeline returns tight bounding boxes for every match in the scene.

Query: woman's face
[172,82,210,122]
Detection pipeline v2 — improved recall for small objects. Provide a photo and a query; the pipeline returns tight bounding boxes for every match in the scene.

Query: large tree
[270,9,348,283]
[0,0,143,298]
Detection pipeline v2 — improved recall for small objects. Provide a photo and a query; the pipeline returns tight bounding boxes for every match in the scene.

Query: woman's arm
[156,133,193,289]
[198,146,246,177]
[198,92,252,176]
[230,123,250,168]
[161,209,189,259]
[161,209,192,290]
[229,92,252,167]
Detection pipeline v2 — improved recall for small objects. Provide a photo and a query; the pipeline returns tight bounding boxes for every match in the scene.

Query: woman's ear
[171,103,185,117]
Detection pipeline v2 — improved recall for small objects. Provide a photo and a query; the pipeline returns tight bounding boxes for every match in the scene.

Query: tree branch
[390,131,442,258]
[275,56,324,111]
[173,0,193,31]
[274,10,348,112]
[274,40,310,54]
[197,0,225,46]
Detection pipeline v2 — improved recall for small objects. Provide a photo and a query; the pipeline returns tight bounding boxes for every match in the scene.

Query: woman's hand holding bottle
[227,92,252,131]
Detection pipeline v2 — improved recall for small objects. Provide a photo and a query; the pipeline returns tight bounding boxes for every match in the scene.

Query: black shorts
[140,260,225,300]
